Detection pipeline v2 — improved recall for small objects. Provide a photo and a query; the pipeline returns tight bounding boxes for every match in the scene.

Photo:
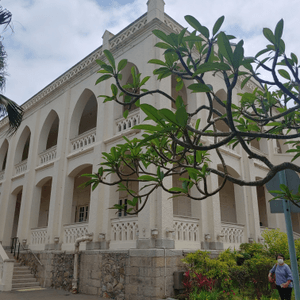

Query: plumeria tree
[83,15,300,214]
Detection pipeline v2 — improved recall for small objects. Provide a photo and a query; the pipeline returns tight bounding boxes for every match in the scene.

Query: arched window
[0,140,8,171]
[46,116,59,149]
[78,95,97,135]
[213,89,229,133]
[14,127,31,164]
[21,134,31,161]
[120,63,140,113]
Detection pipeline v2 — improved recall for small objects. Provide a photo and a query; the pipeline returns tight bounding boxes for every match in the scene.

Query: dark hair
[276,254,285,260]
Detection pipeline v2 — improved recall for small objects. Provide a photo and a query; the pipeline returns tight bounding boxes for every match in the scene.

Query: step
[13,277,37,283]
[13,274,35,279]
[12,281,41,289]
[12,285,42,291]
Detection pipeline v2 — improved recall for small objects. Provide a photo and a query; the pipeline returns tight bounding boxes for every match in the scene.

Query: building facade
[0,0,299,298]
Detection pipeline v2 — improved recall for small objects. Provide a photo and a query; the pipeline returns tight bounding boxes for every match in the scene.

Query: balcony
[110,217,138,249]
[116,110,140,134]
[173,216,200,249]
[39,146,57,166]
[70,128,96,152]
[15,160,27,176]
[221,222,245,249]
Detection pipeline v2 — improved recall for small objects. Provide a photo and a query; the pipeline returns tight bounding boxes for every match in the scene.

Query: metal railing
[11,237,43,266]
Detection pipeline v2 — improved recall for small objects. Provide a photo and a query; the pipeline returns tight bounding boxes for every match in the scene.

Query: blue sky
[2,0,300,105]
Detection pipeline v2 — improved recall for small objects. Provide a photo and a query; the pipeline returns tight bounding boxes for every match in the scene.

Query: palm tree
[0,5,23,134]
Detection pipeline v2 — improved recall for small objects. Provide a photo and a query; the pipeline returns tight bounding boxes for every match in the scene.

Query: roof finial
[147,0,165,23]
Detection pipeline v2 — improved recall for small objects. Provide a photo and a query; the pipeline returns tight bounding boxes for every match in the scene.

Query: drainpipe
[71,233,93,294]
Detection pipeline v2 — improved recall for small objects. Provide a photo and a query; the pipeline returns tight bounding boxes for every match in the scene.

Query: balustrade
[15,160,27,175]
[116,111,140,134]
[173,216,199,249]
[31,228,47,245]
[110,217,138,249]
[0,170,4,181]
[70,128,96,152]
[63,223,89,244]
[221,222,244,249]
[39,146,57,165]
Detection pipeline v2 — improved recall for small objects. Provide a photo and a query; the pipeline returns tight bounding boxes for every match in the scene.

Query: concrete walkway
[0,288,107,300]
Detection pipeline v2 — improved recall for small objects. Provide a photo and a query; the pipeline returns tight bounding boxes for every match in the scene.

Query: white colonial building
[0,2,299,294]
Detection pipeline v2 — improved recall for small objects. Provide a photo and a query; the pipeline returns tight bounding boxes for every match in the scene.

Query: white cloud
[1,0,300,104]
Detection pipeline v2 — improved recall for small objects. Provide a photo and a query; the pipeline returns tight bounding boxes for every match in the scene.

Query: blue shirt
[270,263,293,288]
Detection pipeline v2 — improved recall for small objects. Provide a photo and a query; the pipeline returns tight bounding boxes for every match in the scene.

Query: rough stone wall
[124,249,187,300]
[19,251,74,290]
[18,249,217,300]
[79,250,128,299]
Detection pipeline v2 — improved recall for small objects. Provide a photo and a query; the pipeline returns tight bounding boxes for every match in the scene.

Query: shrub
[261,228,290,259]
[243,256,274,299]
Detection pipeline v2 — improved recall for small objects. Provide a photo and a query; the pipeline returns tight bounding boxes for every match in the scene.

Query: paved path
[0,288,107,300]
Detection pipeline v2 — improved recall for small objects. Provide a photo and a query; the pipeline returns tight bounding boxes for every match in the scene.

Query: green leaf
[278,69,291,80]
[111,84,118,96]
[175,107,188,127]
[232,40,244,69]
[184,15,209,39]
[263,28,275,45]
[117,59,127,72]
[104,50,116,70]
[169,187,185,193]
[178,28,187,45]
[188,83,211,93]
[213,16,225,36]
[95,74,112,85]
[176,79,184,92]
[217,32,233,66]
[153,29,173,45]
[138,175,158,182]
[154,42,171,49]
[274,19,284,44]
[123,110,129,119]
[193,62,230,76]
[159,108,178,125]
[291,53,298,65]
[255,48,270,58]
[241,76,251,89]
[140,76,150,87]
[148,59,166,66]
[95,59,106,67]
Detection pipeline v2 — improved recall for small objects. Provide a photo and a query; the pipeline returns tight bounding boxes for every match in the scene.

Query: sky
[1,0,300,105]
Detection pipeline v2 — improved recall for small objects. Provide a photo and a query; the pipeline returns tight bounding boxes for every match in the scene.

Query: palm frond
[0,94,23,135]
[0,6,12,29]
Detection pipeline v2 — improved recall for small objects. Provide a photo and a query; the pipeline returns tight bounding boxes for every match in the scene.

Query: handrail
[11,237,43,266]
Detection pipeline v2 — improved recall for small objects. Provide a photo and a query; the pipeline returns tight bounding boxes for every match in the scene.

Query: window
[75,205,89,222]
[118,199,128,217]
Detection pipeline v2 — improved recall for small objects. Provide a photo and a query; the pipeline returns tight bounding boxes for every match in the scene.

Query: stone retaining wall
[18,249,220,300]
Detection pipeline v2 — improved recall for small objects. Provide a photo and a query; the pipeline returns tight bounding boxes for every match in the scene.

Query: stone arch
[0,139,8,171]
[213,89,229,132]
[173,168,191,217]
[69,89,98,139]
[217,165,240,224]
[14,126,31,164]
[120,62,140,113]
[35,177,52,228]
[68,164,93,223]
[118,161,138,217]
[255,177,268,227]
[11,185,23,239]
[38,110,60,154]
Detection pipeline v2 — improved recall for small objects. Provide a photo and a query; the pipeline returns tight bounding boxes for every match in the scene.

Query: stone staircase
[6,250,42,291]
